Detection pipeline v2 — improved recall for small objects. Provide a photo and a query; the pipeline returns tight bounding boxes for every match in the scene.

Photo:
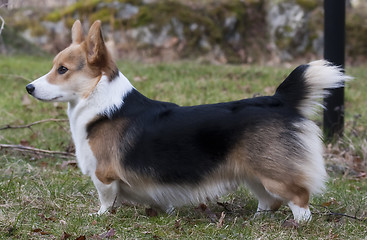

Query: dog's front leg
[90,173,120,214]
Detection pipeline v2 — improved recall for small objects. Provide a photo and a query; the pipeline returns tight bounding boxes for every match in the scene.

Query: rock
[267,2,309,60]
[116,3,139,20]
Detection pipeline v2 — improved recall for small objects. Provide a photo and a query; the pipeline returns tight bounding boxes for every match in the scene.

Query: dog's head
[26,20,117,102]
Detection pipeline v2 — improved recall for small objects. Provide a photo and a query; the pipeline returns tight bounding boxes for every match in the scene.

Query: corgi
[26,20,350,222]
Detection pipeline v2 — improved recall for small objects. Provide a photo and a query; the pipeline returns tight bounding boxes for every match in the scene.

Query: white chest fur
[68,101,97,175]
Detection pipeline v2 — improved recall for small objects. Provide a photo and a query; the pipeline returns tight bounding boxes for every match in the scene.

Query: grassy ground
[0,56,366,239]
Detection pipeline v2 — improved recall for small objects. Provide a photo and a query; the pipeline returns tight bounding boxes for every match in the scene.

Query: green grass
[1,56,366,239]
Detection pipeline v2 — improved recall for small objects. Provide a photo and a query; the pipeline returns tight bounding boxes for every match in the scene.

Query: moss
[116,0,143,5]
[29,24,47,37]
[11,18,47,37]
[44,10,62,22]
[125,0,223,58]
[346,9,367,62]
[296,0,320,11]
[44,0,100,22]
[2,26,48,56]
[64,17,77,29]
[90,8,115,23]
[64,0,100,15]
[206,0,267,63]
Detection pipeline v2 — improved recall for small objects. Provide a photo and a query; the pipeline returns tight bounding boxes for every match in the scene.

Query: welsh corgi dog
[26,20,350,222]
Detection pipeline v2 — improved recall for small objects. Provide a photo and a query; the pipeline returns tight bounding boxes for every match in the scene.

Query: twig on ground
[0,144,75,159]
[0,118,68,130]
[323,209,366,221]
[312,204,367,222]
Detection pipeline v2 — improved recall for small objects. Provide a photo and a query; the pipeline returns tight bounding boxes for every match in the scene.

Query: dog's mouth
[34,95,63,102]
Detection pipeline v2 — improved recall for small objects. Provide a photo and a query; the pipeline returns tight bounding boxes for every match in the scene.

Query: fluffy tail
[275,60,352,118]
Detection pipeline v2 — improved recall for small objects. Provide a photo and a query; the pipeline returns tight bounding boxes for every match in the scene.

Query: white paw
[288,202,312,222]
[97,205,109,215]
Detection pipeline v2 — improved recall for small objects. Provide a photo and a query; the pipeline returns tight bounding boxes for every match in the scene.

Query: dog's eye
[57,66,68,74]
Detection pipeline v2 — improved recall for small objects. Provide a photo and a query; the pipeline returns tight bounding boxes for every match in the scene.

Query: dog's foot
[97,205,109,215]
[288,202,312,223]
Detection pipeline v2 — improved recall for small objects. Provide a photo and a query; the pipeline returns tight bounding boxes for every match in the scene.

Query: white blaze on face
[28,72,75,102]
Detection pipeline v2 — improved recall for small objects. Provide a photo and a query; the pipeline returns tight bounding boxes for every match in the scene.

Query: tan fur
[87,117,129,185]
[270,199,283,211]
[259,176,310,208]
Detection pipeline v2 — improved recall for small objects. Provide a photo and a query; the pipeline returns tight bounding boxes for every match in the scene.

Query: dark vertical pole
[323,0,345,141]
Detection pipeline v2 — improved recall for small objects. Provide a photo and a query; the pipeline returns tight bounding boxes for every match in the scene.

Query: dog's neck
[68,72,134,120]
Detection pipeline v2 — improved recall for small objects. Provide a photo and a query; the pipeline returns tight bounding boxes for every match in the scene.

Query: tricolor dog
[26,20,350,222]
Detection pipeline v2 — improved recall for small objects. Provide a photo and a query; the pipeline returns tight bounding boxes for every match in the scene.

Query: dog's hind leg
[259,177,312,222]
[246,179,283,218]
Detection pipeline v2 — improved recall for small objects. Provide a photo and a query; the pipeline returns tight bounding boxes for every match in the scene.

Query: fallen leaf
[282,219,299,229]
[197,203,218,223]
[199,203,207,211]
[353,155,365,173]
[75,236,86,240]
[60,160,78,170]
[32,228,50,235]
[20,139,30,146]
[60,232,71,240]
[322,198,338,207]
[145,208,158,217]
[38,213,56,222]
[92,228,116,239]
[39,162,48,168]
[101,228,116,238]
[356,171,366,178]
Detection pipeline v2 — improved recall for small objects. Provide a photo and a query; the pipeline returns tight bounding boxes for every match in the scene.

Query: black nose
[26,84,35,94]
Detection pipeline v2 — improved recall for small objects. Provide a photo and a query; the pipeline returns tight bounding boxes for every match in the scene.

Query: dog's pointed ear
[86,20,107,65]
[71,20,83,44]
